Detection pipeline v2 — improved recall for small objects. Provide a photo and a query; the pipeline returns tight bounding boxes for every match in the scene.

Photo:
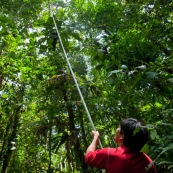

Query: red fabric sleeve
[85,148,109,169]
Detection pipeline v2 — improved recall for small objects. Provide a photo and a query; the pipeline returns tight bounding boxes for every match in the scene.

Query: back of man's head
[120,118,148,152]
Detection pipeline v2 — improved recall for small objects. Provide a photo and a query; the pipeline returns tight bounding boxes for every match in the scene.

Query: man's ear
[120,134,124,140]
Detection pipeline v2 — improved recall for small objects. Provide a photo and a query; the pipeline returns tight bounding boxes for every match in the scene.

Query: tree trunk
[62,87,88,172]
[1,106,21,173]
[1,86,24,173]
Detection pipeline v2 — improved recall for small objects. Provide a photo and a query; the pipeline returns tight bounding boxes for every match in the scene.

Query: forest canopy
[0,0,173,172]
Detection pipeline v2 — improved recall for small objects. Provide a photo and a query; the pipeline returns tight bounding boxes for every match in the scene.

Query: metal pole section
[49,4,103,148]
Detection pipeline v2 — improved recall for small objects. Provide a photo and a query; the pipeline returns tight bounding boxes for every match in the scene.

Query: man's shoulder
[107,146,130,157]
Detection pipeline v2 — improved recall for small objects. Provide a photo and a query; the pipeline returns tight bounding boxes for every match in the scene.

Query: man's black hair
[120,118,148,151]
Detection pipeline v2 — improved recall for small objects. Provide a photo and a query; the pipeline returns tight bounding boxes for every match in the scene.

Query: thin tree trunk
[1,86,24,173]
[62,88,88,172]
[1,106,21,173]
[78,107,88,149]
[48,123,53,172]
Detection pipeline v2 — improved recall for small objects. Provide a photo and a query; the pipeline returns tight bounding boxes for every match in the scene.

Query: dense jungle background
[0,0,173,172]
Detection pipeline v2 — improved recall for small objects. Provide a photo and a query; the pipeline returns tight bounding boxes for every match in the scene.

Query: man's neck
[118,142,124,147]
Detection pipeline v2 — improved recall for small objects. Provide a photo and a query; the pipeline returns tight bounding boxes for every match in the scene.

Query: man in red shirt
[85,118,156,173]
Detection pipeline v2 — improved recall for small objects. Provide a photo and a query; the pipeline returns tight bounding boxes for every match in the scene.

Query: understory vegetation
[0,0,173,172]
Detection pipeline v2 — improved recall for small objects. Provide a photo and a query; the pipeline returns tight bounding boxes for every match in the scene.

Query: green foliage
[0,0,173,172]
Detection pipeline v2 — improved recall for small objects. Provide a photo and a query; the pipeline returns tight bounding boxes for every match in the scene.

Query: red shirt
[85,146,156,173]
